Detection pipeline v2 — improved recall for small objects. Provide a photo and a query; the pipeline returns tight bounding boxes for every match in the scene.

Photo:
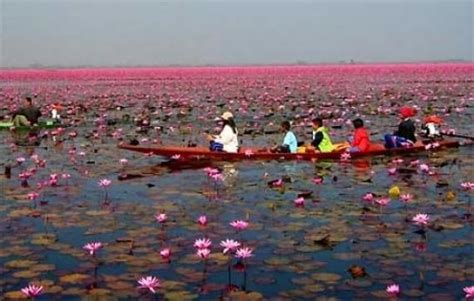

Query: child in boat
[311,117,335,153]
[207,111,239,153]
[272,120,298,153]
[421,115,443,139]
[384,106,417,148]
[348,118,371,152]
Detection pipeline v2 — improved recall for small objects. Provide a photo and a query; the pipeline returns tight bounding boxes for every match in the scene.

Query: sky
[0,0,472,68]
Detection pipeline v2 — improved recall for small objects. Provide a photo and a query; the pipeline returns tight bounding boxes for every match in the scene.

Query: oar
[440,132,474,140]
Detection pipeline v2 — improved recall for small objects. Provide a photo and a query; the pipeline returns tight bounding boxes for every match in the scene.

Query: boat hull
[118,140,468,161]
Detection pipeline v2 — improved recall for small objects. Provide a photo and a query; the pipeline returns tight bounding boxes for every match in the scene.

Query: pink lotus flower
[410,160,419,166]
[312,177,323,184]
[363,193,374,202]
[392,158,404,164]
[119,158,128,165]
[445,128,456,135]
[16,157,26,164]
[375,198,390,206]
[387,168,397,175]
[160,248,171,260]
[98,178,111,188]
[386,283,400,296]
[464,286,474,299]
[155,213,167,223]
[21,284,43,297]
[137,276,161,294]
[220,239,241,254]
[294,197,305,207]
[340,152,351,161]
[61,173,71,179]
[210,172,224,182]
[272,179,283,187]
[19,172,32,180]
[27,192,39,200]
[197,215,208,226]
[419,164,430,173]
[244,149,254,157]
[235,247,253,259]
[194,238,212,249]
[171,154,181,160]
[204,167,219,176]
[400,193,413,202]
[83,242,103,255]
[196,248,211,259]
[461,182,474,191]
[412,213,430,226]
[230,220,249,231]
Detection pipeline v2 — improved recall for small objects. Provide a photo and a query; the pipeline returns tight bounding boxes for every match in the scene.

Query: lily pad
[5,259,38,269]
[3,291,28,299]
[164,290,199,301]
[13,270,41,278]
[59,273,91,283]
[311,272,342,283]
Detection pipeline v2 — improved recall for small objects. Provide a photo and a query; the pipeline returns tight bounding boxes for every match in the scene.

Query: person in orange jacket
[348,118,371,152]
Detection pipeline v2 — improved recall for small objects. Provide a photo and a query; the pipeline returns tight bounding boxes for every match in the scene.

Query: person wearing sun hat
[384,106,417,149]
[421,115,443,139]
[207,111,239,153]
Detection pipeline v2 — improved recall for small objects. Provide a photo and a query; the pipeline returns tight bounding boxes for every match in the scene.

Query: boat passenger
[11,97,42,127]
[272,121,298,153]
[421,115,443,139]
[384,106,417,149]
[311,117,335,153]
[208,111,239,153]
[348,118,371,152]
[50,103,63,123]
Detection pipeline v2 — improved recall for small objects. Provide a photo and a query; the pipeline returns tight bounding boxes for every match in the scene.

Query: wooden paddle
[440,132,474,140]
[417,131,474,140]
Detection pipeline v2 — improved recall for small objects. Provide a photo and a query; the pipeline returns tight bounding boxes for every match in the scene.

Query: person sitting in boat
[50,103,63,123]
[11,96,42,127]
[384,106,417,148]
[271,120,298,153]
[311,117,335,153]
[421,115,443,139]
[207,111,239,153]
[348,118,371,152]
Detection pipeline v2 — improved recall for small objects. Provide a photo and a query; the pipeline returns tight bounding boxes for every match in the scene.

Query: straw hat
[221,111,234,120]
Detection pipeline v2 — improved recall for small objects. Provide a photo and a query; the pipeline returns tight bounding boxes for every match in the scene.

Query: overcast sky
[0,0,472,68]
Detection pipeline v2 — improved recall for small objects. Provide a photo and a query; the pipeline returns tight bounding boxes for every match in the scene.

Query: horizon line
[1,59,472,70]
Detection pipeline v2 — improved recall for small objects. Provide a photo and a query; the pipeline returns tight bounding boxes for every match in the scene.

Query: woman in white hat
[207,111,239,153]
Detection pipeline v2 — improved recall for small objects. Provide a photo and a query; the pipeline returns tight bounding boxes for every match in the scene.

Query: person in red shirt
[349,118,371,152]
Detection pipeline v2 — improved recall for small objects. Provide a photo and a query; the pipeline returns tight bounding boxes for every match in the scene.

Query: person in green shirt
[12,97,42,127]
[311,117,335,153]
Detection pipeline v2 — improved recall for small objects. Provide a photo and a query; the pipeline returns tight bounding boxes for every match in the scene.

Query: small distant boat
[0,119,61,131]
[118,140,471,161]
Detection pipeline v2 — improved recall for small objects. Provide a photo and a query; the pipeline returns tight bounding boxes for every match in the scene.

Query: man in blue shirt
[272,121,298,153]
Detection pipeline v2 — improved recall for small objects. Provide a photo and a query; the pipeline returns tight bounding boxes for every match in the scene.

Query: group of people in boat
[6,96,444,153]
[208,106,444,154]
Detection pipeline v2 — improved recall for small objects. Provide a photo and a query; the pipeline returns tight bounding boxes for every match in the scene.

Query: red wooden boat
[118,140,470,161]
